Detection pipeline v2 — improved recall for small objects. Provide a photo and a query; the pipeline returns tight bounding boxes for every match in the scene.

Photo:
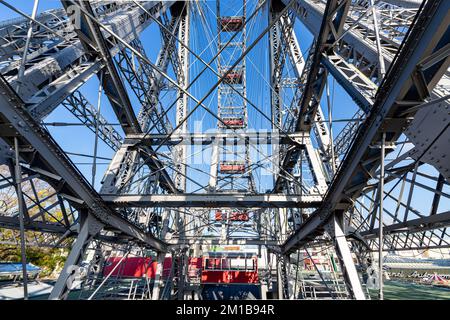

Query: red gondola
[215,210,249,221]
[219,161,246,174]
[221,117,245,128]
[223,70,243,84]
[102,253,259,285]
[103,256,202,280]
[102,256,170,279]
[220,16,244,32]
[201,252,258,284]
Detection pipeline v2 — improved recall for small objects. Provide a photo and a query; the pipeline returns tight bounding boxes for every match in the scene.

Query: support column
[14,137,28,299]
[208,138,220,193]
[329,212,366,300]
[49,212,103,300]
[378,132,386,300]
[152,209,170,300]
[276,254,291,299]
[174,4,190,299]
[269,10,282,129]
[174,3,190,195]
[277,208,290,299]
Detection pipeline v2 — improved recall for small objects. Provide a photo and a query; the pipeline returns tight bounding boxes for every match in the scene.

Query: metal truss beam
[287,0,426,107]
[286,0,393,78]
[123,132,310,146]
[369,227,450,251]
[3,2,172,120]
[274,0,351,192]
[269,9,331,197]
[174,3,190,193]
[383,0,422,8]
[116,37,174,135]
[63,1,178,194]
[293,0,350,132]
[361,211,450,238]
[279,14,332,158]
[0,215,68,234]
[49,211,98,300]
[269,6,284,129]
[61,90,122,151]
[64,2,174,192]
[102,193,322,209]
[282,0,450,254]
[330,212,365,299]
[371,243,450,251]
[61,0,139,133]
[100,15,183,195]
[3,1,177,191]
[0,75,167,251]
[168,238,281,247]
[287,1,450,173]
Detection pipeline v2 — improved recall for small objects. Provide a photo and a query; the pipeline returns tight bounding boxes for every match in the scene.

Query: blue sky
[0,0,374,192]
[0,1,449,230]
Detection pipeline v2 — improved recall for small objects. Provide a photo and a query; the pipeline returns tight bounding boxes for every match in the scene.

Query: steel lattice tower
[209,0,257,241]
[0,0,448,300]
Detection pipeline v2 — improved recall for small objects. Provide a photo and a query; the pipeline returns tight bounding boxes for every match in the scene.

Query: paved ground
[4,279,449,300]
[0,281,53,300]
[368,280,450,300]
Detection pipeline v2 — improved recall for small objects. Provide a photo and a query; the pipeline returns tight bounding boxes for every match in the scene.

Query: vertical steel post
[332,213,366,300]
[172,4,191,298]
[152,209,170,300]
[49,213,101,300]
[370,0,386,79]
[16,0,39,94]
[378,132,386,300]
[14,137,28,300]
[326,77,336,173]
[92,71,103,187]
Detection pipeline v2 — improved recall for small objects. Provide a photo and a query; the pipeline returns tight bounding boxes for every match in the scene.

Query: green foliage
[0,244,68,278]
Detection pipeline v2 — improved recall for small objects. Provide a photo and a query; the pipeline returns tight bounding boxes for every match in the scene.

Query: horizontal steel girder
[0,215,67,234]
[289,0,450,186]
[61,1,177,194]
[282,0,450,254]
[102,193,322,208]
[361,211,450,238]
[274,0,351,192]
[61,0,140,134]
[0,76,167,251]
[123,132,310,146]
[10,2,173,119]
[168,238,281,247]
[285,0,392,68]
[382,0,423,8]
